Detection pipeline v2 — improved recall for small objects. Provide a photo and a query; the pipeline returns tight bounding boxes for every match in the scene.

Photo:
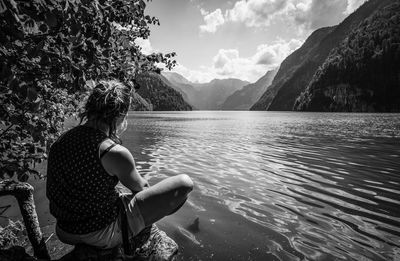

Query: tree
[0,0,175,259]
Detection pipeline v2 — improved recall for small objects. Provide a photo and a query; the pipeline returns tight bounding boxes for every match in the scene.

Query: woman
[46,80,193,249]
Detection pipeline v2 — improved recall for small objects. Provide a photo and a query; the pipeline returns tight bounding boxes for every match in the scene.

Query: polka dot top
[46,125,120,235]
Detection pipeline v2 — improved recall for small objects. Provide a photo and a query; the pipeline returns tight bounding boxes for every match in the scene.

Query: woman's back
[46,80,193,250]
[46,125,119,235]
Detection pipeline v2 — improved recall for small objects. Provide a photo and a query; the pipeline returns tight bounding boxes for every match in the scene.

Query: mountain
[135,73,192,111]
[219,69,278,110]
[130,91,153,111]
[163,72,249,110]
[162,71,192,85]
[162,71,199,108]
[251,0,394,111]
[191,78,250,110]
[250,26,335,110]
[295,2,400,112]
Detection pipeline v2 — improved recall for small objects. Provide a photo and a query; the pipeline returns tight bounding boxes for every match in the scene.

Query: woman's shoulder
[99,140,135,176]
[100,139,129,154]
[99,138,132,159]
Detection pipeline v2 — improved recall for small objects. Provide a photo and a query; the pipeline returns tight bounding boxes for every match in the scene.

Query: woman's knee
[176,174,194,194]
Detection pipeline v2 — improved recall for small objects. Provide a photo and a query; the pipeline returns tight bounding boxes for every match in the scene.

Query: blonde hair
[80,80,132,143]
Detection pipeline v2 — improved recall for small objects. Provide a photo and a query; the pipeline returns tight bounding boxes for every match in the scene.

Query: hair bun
[80,80,131,139]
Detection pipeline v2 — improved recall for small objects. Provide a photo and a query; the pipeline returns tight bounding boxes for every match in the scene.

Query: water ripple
[125,111,400,260]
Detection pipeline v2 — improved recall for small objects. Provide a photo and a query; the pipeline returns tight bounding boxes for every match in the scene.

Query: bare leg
[134,174,194,226]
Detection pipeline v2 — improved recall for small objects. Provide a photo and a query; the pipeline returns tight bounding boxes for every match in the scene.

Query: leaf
[139,0,146,9]
[46,12,57,27]
[19,173,29,182]
[122,38,130,49]
[27,87,38,102]
[8,77,19,91]
[31,99,41,112]
[0,0,7,14]
[36,40,45,52]
[85,79,96,89]
[0,63,12,79]
[14,40,22,47]
[24,19,39,34]
[39,23,48,33]
[70,21,81,36]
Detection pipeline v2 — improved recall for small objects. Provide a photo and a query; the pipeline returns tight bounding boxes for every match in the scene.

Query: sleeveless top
[46,125,120,234]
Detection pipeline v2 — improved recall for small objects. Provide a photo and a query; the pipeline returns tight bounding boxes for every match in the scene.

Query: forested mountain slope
[251,0,394,111]
[295,2,400,112]
[220,69,277,110]
[162,72,199,108]
[250,27,334,110]
[135,73,192,111]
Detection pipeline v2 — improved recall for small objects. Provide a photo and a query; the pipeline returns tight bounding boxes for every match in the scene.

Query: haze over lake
[124,111,400,261]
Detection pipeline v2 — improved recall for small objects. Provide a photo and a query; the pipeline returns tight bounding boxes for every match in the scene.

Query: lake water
[2,111,399,260]
[123,111,400,261]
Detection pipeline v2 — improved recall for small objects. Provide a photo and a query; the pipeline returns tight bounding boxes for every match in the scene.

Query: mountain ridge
[294,1,400,112]
[251,0,395,111]
[135,73,192,111]
[250,26,334,110]
[162,72,249,110]
[220,69,278,110]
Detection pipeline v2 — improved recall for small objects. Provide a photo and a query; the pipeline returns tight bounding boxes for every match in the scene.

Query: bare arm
[101,143,149,192]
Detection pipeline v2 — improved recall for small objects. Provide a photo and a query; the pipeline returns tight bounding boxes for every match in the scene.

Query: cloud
[254,39,303,65]
[211,39,302,81]
[306,0,347,30]
[213,49,239,68]
[225,0,291,27]
[134,38,154,55]
[171,39,303,83]
[198,0,367,34]
[345,0,367,14]
[225,0,348,30]
[199,8,225,33]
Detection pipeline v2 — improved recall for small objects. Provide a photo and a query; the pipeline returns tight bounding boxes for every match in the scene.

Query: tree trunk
[0,179,50,260]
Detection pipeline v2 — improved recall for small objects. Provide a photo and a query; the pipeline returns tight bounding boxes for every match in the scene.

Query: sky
[137,0,367,83]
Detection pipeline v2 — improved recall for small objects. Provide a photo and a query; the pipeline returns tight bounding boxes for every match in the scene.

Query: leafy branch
[0,0,177,181]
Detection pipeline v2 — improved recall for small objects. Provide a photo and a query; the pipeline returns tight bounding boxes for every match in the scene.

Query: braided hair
[80,80,132,143]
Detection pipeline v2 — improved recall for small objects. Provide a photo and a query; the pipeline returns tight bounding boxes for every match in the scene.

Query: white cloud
[199,8,225,33]
[134,38,154,55]
[345,0,367,14]
[254,39,303,65]
[213,49,239,68]
[198,0,367,34]
[211,39,302,81]
[225,0,293,27]
[225,0,348,31]
[306,0,347,29]
[171,39,303,83]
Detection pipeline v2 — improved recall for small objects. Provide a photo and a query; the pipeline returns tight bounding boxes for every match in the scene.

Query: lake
[124,111,400,260]
[2,111,400,260]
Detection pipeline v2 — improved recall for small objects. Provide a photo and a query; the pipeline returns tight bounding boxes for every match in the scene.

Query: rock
[1,224,178,261]
[187,217,200,233]
[0,246,36,261]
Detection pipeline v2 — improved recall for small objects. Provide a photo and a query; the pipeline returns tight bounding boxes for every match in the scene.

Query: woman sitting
[46,80,194,249]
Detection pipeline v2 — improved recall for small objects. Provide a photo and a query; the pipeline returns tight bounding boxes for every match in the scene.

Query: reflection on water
[123,111,400,260]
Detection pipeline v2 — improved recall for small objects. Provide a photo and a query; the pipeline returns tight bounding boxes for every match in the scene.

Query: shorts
[56,194,145,249]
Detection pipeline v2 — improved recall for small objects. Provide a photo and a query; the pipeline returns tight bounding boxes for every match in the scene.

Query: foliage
[0,220,24,249]
[295,2,400,111]
[0,0,176,181]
